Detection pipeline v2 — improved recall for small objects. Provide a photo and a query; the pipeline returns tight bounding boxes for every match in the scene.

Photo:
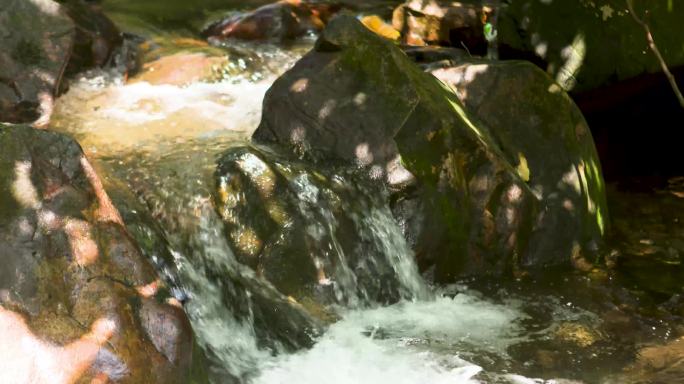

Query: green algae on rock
[432,60,608,272]
[252,15,608,281]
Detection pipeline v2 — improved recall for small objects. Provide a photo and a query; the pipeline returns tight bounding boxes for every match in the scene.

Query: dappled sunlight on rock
[0,307,117,384]
[135,279,160,298]
[0,0,73,126]
[63,218,100,267]
[12,161,41,209]
[1,125,198,382]
[433,59,608,271]
[290,78,309,93]
[80,156,124,225]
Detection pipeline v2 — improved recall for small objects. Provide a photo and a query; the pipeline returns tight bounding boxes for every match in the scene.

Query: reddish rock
[202,0,343,41]
[0,124,200,383]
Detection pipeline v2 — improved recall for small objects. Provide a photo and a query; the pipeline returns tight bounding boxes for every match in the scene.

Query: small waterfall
[51,58,434,382]
[350,204,431,301]
[104,143,435,382]
[215,147,432,309]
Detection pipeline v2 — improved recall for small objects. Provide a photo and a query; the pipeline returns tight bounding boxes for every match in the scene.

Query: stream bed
[48,4,684,383]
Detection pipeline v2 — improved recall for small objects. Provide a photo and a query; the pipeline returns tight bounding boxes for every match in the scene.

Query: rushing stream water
[48,4,684,383]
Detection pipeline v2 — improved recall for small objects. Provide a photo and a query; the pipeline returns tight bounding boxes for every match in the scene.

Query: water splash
[254,293,524,384]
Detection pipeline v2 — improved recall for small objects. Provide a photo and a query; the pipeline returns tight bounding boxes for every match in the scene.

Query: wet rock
[202,0,343,42]
[214,145,427,307]
[620,337,684,384]
[0,0,74,126]
[60,0,124,77]
[606,179,684,296]
[0,124,202,383]
[360,15,400,41]
[89,146,323,365]
[497,1,684,93]
[402,45,468,70]
[554,323,601,348]
[252,16,539,280]
[0,0,124,127]
[431,60,608,271]
[392,0,490,54]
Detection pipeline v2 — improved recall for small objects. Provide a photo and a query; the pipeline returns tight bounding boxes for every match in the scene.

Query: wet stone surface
[0,124,201,383]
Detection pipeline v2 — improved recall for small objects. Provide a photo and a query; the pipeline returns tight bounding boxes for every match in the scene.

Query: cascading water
[49,33,653,384]
[214,146,431,309]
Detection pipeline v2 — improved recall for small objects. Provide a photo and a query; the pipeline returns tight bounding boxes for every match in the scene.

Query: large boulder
[0,0,74,126]
[497,1,684,93]
[431,60,608,271]
[0,124,202,383]
[253,16,607,280]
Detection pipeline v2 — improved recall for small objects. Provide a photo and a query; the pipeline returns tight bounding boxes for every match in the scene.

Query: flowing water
[49,4,684,383]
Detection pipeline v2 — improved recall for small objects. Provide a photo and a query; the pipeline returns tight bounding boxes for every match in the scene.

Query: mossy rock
[432,60,608,271]
[253,15,609,281]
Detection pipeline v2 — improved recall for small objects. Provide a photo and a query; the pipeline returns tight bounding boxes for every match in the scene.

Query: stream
[47,3,684,383]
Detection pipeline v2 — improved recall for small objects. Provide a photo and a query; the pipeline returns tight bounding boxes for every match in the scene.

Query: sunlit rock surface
[0,124,202,383]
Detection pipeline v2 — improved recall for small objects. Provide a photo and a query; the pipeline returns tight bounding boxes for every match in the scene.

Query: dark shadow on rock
[0,0,74,126]
[431,59,609,272]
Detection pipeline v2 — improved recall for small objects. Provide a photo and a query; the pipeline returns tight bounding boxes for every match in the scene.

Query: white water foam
[254,294,526,384]
[52,75,272,154]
